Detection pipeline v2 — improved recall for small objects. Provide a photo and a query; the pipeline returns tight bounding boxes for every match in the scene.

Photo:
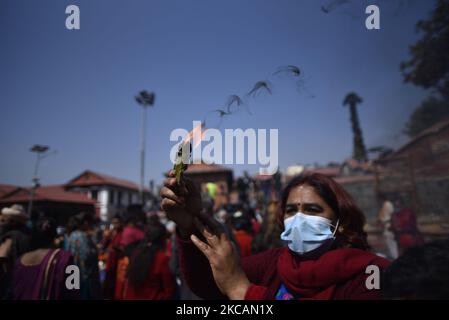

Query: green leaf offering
[173,142,191,185]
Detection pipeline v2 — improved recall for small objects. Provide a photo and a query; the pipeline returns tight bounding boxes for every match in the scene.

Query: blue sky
[0,0,435,187]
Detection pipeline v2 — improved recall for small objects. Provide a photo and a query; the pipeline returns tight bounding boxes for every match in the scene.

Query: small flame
[183,122,206,148]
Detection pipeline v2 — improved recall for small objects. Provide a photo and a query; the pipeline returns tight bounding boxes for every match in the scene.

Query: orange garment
[234,230,253,257]
[114,256,129,300]
[123,250,176,300]
[114,226,144,299]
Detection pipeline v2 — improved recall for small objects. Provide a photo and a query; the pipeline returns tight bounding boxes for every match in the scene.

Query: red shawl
[277,247,390,299]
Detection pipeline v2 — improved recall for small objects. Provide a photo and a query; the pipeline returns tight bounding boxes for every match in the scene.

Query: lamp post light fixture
[135,90,156,205]
[27,144,51,218]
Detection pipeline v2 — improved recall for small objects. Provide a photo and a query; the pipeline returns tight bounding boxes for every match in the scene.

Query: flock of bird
[200,1,353,127]
[202,65,312,128]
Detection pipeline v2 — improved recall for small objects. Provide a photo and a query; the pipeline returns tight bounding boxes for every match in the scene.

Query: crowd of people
[0,172,448,300]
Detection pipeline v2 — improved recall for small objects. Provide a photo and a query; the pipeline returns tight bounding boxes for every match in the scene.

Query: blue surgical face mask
[280,212,339,254]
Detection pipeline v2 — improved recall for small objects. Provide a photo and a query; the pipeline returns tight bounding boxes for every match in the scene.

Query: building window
[118,191,122,206]
[109,190,115,205]
[91,190,98,201]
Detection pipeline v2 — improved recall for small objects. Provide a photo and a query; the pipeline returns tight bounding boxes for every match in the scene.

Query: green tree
[401,0,449,137]
[404,97,449,137]
[343,92,368,162]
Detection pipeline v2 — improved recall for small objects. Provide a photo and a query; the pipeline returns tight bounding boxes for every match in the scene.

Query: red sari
[102,230,123,299]
[391,208,424,255]
[123,250,176,300]
[234,230,253,257]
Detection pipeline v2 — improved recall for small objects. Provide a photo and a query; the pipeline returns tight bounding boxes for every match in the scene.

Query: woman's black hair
[230,213,253,234]
[126,218,167,289]
[31,216,57,250]
[112,214,123,222]
[66,215,80,234]
[123,204,145,224]
[77,211,94,225]
[280,173,369,250]
[65,212,94,234]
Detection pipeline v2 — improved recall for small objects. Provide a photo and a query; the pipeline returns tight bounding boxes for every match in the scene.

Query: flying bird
[202,107,232,128]
[247,81,272,98]
[213,108,232,117]
[225,94,244,113]
[321,0,351,14]
[225,94,254,115]
[274,65,301,77]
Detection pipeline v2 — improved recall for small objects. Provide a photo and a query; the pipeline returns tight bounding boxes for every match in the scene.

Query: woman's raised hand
[190,212,251,300]
[160,170,203,239]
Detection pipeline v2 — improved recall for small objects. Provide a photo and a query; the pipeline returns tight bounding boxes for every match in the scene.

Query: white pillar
[99,189,109,222]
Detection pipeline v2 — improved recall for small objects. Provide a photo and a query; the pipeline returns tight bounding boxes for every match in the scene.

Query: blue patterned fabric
[275,283,294,300]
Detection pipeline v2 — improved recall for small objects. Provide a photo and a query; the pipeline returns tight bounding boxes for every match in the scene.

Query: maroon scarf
[277,247,390,299]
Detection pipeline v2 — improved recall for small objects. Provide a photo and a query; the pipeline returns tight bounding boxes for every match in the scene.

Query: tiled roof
[184,163,232,174]
[254,173,275,181]
[388,118,449,158]
[335,175,375,184]
[66,170,148,191]
[0,184,20,199]
[0,185,95,205]
[304,167,341,177]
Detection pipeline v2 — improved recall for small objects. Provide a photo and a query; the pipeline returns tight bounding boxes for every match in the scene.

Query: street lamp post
[27,144,50,218]
[135,90,156,205]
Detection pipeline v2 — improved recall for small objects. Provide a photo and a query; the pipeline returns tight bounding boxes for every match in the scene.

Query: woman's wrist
[226,277,251,300]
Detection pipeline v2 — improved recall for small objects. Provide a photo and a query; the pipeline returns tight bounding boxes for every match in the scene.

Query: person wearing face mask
[160,172,390,300]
